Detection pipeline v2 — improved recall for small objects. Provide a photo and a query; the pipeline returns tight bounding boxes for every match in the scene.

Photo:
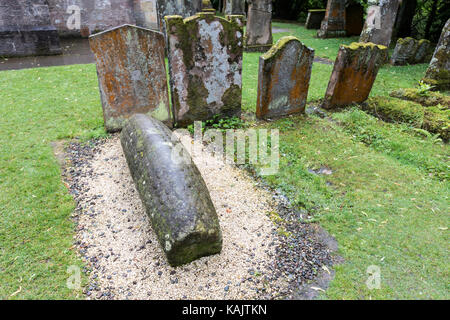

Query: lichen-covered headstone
[305,9,326,29]
[256,37,315,119]
[89,25,171,132]
[226,15,245,28]
[244,0,273,52]
[165,13,243,127]
[322,42,387,109]
[0,0,61,57]
[121,114,222,266]
[359,0,400,47]
[423,19,450,90]
[225,0,246,15]
[390,37,430,65]
[317,0,346,38]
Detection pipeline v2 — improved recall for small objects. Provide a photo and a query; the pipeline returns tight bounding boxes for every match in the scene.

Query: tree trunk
[425,0,438,39]
[395,0,417,38]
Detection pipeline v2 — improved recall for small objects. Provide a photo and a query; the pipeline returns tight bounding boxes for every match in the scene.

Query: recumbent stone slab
[165,13,243,127]
[256,36,315,119]
[89,24,171,132]
[423,18,450,90]
[121,114,222,266]
[322,42,387,109]
[245,0,273,52]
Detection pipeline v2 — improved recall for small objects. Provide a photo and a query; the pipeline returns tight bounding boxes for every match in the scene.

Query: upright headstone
[390,37,430,65]
[225,0,246,15]
[256,36,315,119]
[322,42,387,109]
[359,0,400,47]
[0,0,61,57]
[245,0,273,52]
[423,19,450,90]
[134,0,159,30]
[157,0,202,33]
[305,9,326,29]
[89,25,171,132]
[165,13,243,127]
[317,0,346,38]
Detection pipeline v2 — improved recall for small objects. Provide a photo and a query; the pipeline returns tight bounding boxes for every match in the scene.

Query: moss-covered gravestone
[90,25,171,132]
[165,13,243,127]
[390,38,430,65]
[322,42,387,109]
[423,18,450,90]
[256,37,315,119]
[359,0,400,48]
[245,0,273,52]
[317,0,346,38]
[121,114,222,266]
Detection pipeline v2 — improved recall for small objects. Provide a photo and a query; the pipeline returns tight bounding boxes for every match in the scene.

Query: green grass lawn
[0,22,448,299]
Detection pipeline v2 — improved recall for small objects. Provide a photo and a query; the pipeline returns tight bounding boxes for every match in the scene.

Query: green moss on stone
[389,88,450,108]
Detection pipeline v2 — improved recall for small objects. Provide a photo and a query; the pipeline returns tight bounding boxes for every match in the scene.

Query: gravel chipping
[62,132,337,300]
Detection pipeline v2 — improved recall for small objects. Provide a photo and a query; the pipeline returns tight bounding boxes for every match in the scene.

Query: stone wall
[0,0,62,57]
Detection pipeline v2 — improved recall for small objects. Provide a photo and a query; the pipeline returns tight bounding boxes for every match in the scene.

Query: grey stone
[224,0,246,15]
[390,37,431,65]
[120,114,222,266]
[256,36,315,119]
[245,0,273,52]
[359,0,400,47]
[89,25,171,132]
[166,13,243,127]
[0,0,61,57]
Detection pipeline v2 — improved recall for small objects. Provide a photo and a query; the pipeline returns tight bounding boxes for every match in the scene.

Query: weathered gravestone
[390,38,430,65]
[89,25,171,132]
[359,0,400,48]
[256,36,315,119]
[317,0,346,38]
[165,13,243,127]
[157,0,202,32]
[121,114,222,266]
[423,19,450,90]
[305,9,326,29]
[0,0,61,57]
[226,15,245,28]
[322,42,387,109]
[134,0,160,30]
[245,0,273,52]
[225,0,246,15]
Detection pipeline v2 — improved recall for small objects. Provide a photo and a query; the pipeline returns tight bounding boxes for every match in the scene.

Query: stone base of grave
[317,29,346,39]
[0,26,62,57]
[245,44,273,53]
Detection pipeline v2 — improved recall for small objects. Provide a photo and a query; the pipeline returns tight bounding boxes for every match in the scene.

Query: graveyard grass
[0,22,448,299]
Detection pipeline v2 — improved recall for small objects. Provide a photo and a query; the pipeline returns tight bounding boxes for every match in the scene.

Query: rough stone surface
[390,37,430,65]
[157,0,202,32]
[120,114,222,267]
[305,9,326,29]
[345,3,364,36]
[202,0,213,9]
[134,0,159,30]
[89,25,171,132]
[317,0,346,38]
[225,15,245,28]
[322,42,387,109]
[423,19,450,90]
[166,13,243,127]
[224,0,246,15]
[256,36,315,119]
[359,0,400,47]
[0,0,61,57]
[244,0,273,52]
